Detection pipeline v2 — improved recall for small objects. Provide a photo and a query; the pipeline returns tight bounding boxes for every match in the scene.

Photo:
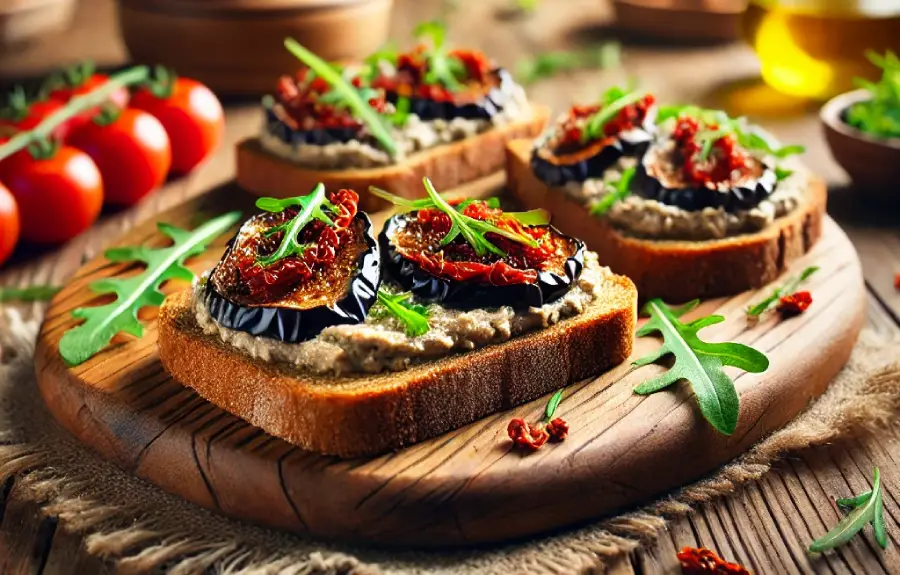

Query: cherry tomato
[46,73,131,138]
[3,146,103,245]
[131,78,224,175]
[0,182,19,267]
[68,109,171,206]
[0,99,70,140]
[0,135,31,186]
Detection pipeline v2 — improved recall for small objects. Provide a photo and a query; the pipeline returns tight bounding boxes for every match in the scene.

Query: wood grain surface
[32,182,864,546]
[2,0,900,571]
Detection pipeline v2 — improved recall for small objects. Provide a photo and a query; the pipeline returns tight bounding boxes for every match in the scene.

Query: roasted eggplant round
[265,105,361,146]
[633,129,777,212]
[204,202,380,343]
[380,210,584,310]
[531,100,657,187]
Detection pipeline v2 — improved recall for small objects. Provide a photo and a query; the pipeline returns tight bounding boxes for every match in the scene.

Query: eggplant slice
[204,213,381,343]
[382,68,521,122]
[264,104,362,147]
[633,140,778,212]
[380,213,584,310]
[531,106,657,187]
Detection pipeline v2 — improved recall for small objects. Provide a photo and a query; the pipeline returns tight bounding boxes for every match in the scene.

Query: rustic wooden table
[0,0,898,573]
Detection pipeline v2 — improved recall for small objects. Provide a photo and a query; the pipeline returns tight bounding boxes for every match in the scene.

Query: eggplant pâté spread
[193,180,615,376]
[260,23,531,169]
[532,89,809,241]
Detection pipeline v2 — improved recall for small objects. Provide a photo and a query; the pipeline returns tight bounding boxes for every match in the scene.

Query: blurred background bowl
[612,0,743,43]
[117,0,393,95]
[0,0,77,49]
[821,89,900,202]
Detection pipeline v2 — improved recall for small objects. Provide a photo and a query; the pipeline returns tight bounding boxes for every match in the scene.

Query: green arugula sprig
[809,468,887,553]
[582,87,648,143]
[59,211,242,366]
[590,165,636,216]
[413,21,467,92]
[376,289,430,336]
[846,50,900,140]
[255,184,336,267]
[746,266,819,318]
[515,43,621,85]
[370,178,546,257]
[0,285,61,303]
[633,299,770,435]
[283,38,397,158]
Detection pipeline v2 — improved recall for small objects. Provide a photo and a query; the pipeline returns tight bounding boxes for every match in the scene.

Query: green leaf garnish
[58,211,242,366]
[746,266,819,318]
[283,38,397,158]
[377,289,430,336]
[846,50,900,140]
[544,389,563,421]
[582,89,647,143]
[515,43,621,85]
[255,184,336,267]
[0,285,61,303]
[590,166,636,216]
[633,299,770,435]
[775,166,794,181]
[413,21,467,92]
[809,468,887,553]
[388,96,412,127]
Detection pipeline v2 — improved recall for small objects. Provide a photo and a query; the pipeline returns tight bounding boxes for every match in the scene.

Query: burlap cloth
[1,305,899,575]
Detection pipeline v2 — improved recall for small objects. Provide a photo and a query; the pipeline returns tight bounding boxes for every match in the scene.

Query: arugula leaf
[544,389,563,421]
[58,211,242,366]
[775,166,794,181]
[256,184,335,267]
[633,299,770,435]
[846,50,900,139]
[582,90,648,143]
[413,21,466,91]
[388,96,412,127]
[501,209,551,226]
[376,289,430,336]
[746,266,819,318]
[515,43,621,85]
[0,285,61,303]
[809,468,888,552]
[283,38,397,158]
[590,166,636,216]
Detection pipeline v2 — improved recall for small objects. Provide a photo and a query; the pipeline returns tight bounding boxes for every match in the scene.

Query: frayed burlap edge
[1,305,899,575]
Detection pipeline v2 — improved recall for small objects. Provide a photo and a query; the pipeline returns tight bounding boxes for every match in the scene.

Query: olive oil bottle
[742,0,900,99]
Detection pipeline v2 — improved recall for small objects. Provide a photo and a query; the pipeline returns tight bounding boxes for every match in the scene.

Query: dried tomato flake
[546,418,569,443]
[894,272,900,291]
[507,418,549,452]
[776,290,813,318]
[677,547,750,575]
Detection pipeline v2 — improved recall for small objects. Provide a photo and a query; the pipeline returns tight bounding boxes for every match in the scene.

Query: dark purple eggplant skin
[633,143,778,212]
[379,214,584,310]
[530,105,657,187]
[264,105,361,146]
[382,68,520,122]
[204,213,381,343]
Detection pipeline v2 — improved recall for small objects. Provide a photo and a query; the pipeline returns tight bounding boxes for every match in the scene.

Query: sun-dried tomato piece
[507,418,549,452]
[776,290,813,318]
[546,418,569,443]
[554,95,656,152]
[672,117,751,187]
[677,547,750,575]
[894,272,900,291]
[273,69,387,132]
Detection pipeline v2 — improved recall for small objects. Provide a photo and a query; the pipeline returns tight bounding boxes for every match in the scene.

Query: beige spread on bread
[259,85,532,170]
[192,251,610,376]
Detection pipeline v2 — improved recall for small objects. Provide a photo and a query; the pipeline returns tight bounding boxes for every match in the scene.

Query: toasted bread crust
[505,139,827,302]
[158,277,636,458]
[236,107,550,212]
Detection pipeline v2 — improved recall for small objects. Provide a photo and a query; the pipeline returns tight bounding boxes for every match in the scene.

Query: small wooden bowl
[116,0,393,95]
[0,0,76,49]
[612,0,744,43]
[821,89,900,201]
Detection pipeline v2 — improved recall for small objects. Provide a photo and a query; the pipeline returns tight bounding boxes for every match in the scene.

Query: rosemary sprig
[746,266,819,318]
[591,165,636,216]
[809,467,888,553]
[283,38,397,158]
[255,184,336,267]
[377,289,430,336]
[0,285,61,303]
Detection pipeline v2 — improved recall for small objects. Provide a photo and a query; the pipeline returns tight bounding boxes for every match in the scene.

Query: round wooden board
[34,182,866,548]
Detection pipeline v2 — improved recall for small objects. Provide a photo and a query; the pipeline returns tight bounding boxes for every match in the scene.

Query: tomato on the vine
[3,146,103,245]
[131,73,223,175]
[68,109,171,206]
[0,97,69,140]
[0,182,19,267]
[43,63,131,137]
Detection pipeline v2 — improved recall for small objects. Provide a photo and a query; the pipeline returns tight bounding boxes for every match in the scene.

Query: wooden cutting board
[33,181,865,547]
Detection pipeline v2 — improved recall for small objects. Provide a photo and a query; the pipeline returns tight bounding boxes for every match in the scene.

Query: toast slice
[505,139,827,303]
[158,274,636,458]
[236,106,550,213]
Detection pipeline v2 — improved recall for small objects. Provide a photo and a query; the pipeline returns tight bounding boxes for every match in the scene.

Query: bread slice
[236,106,550,213]
[157,276,636,458]
[505,139,827,303]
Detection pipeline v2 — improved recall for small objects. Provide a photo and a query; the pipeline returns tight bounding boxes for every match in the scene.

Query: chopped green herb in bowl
[844,50,900,140]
